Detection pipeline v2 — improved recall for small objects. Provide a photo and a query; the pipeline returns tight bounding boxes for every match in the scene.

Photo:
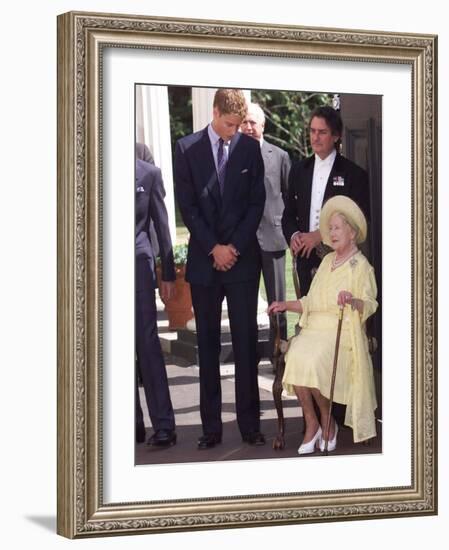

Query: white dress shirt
[309,149,336,231]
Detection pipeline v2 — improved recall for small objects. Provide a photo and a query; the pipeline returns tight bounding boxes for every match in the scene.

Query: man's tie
[217,138,227,196]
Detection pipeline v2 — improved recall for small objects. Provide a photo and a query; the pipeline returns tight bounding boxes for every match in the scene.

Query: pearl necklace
[331,247,358,271]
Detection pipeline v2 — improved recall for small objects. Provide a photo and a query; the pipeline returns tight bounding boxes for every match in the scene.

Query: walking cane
[292,252,301,301]
[292,252,302,338]
[323,304,345,455]
[272,312,286,450]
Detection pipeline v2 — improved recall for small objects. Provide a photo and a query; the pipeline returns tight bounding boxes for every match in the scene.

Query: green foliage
[173,243,188,265]
[168,86,193,157]
[156,244,188,266]
[251,90,333,160]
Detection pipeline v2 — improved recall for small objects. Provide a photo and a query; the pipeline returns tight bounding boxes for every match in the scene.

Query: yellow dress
[282,251,378,442]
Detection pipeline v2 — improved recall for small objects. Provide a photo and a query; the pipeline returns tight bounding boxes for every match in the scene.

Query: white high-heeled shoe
[320,423,339,452]
[297,427,322,455]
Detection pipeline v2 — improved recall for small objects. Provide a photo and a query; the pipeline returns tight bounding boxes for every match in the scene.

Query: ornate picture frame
[57,11,437,538]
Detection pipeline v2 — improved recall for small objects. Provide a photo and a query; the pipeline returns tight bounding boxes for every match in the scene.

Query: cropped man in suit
[136,142,159,256]
[175,89,266,449]
[282,106,370,296]
[135,159,176,447]
[240,102,291,358]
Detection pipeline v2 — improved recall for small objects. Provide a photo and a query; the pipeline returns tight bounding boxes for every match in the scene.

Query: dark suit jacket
[257,140,290,252]
[175,127,265,285]
[282,153,370,244]
[135,160,175,291]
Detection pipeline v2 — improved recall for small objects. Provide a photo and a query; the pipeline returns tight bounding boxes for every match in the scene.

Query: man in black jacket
[282,106,370,295]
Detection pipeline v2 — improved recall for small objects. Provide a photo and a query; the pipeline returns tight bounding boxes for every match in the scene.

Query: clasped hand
[212,244,238,271]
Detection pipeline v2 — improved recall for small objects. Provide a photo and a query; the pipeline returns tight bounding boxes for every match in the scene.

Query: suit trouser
[260,249,287,357]
[190,280,260,437]
[135,286,175,432]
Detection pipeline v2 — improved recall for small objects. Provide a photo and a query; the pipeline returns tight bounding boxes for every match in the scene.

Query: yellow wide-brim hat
[319,195,367,246]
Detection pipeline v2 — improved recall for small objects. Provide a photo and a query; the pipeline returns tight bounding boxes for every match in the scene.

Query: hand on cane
[337,290,363,314]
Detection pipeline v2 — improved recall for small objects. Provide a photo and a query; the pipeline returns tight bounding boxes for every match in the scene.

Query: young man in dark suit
[175,89,266,449]
[135,159,176,447]
[282,106,370,296]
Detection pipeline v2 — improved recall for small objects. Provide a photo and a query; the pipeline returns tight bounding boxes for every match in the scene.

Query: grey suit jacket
[257,140,291,252]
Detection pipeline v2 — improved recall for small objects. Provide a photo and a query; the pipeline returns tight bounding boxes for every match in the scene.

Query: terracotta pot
[157,265,194,330]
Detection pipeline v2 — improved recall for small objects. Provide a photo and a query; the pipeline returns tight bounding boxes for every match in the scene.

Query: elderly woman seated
[268,196,378,454]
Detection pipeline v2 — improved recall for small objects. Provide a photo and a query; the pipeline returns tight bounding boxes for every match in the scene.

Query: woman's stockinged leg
[310,388,335,441]
[294,386,320,443]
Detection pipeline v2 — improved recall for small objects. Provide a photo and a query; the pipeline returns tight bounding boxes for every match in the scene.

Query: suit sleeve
[357,262,378,324]
[148,169,176,282]
[282,162,300,243]
[174,140,219,255]
[228,144,266,254]
[280,150,291,205]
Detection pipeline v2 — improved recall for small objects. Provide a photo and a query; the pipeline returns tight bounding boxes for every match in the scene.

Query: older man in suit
[135,158,176,447]
[175,89,266,449]
[282,106,370,296]
[241,102,291,359]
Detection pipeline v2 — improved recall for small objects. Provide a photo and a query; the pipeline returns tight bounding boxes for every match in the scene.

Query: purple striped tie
[217,138,227,196]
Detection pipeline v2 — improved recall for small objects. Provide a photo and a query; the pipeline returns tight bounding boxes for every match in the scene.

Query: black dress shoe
[242,432,266,446]
[136,422,146,444]
[197,433,222,450]
[147,429,177,447]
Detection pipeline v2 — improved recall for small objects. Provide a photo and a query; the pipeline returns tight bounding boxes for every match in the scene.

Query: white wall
[0,1,445,548]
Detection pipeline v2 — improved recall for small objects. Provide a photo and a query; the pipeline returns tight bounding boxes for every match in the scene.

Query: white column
[192,87,216,130]
[136,84,176,243]
[135,85,145,144]
[242,89,252,105]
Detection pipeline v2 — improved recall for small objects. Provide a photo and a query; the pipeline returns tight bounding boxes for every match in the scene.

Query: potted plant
[157,243,194,330]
